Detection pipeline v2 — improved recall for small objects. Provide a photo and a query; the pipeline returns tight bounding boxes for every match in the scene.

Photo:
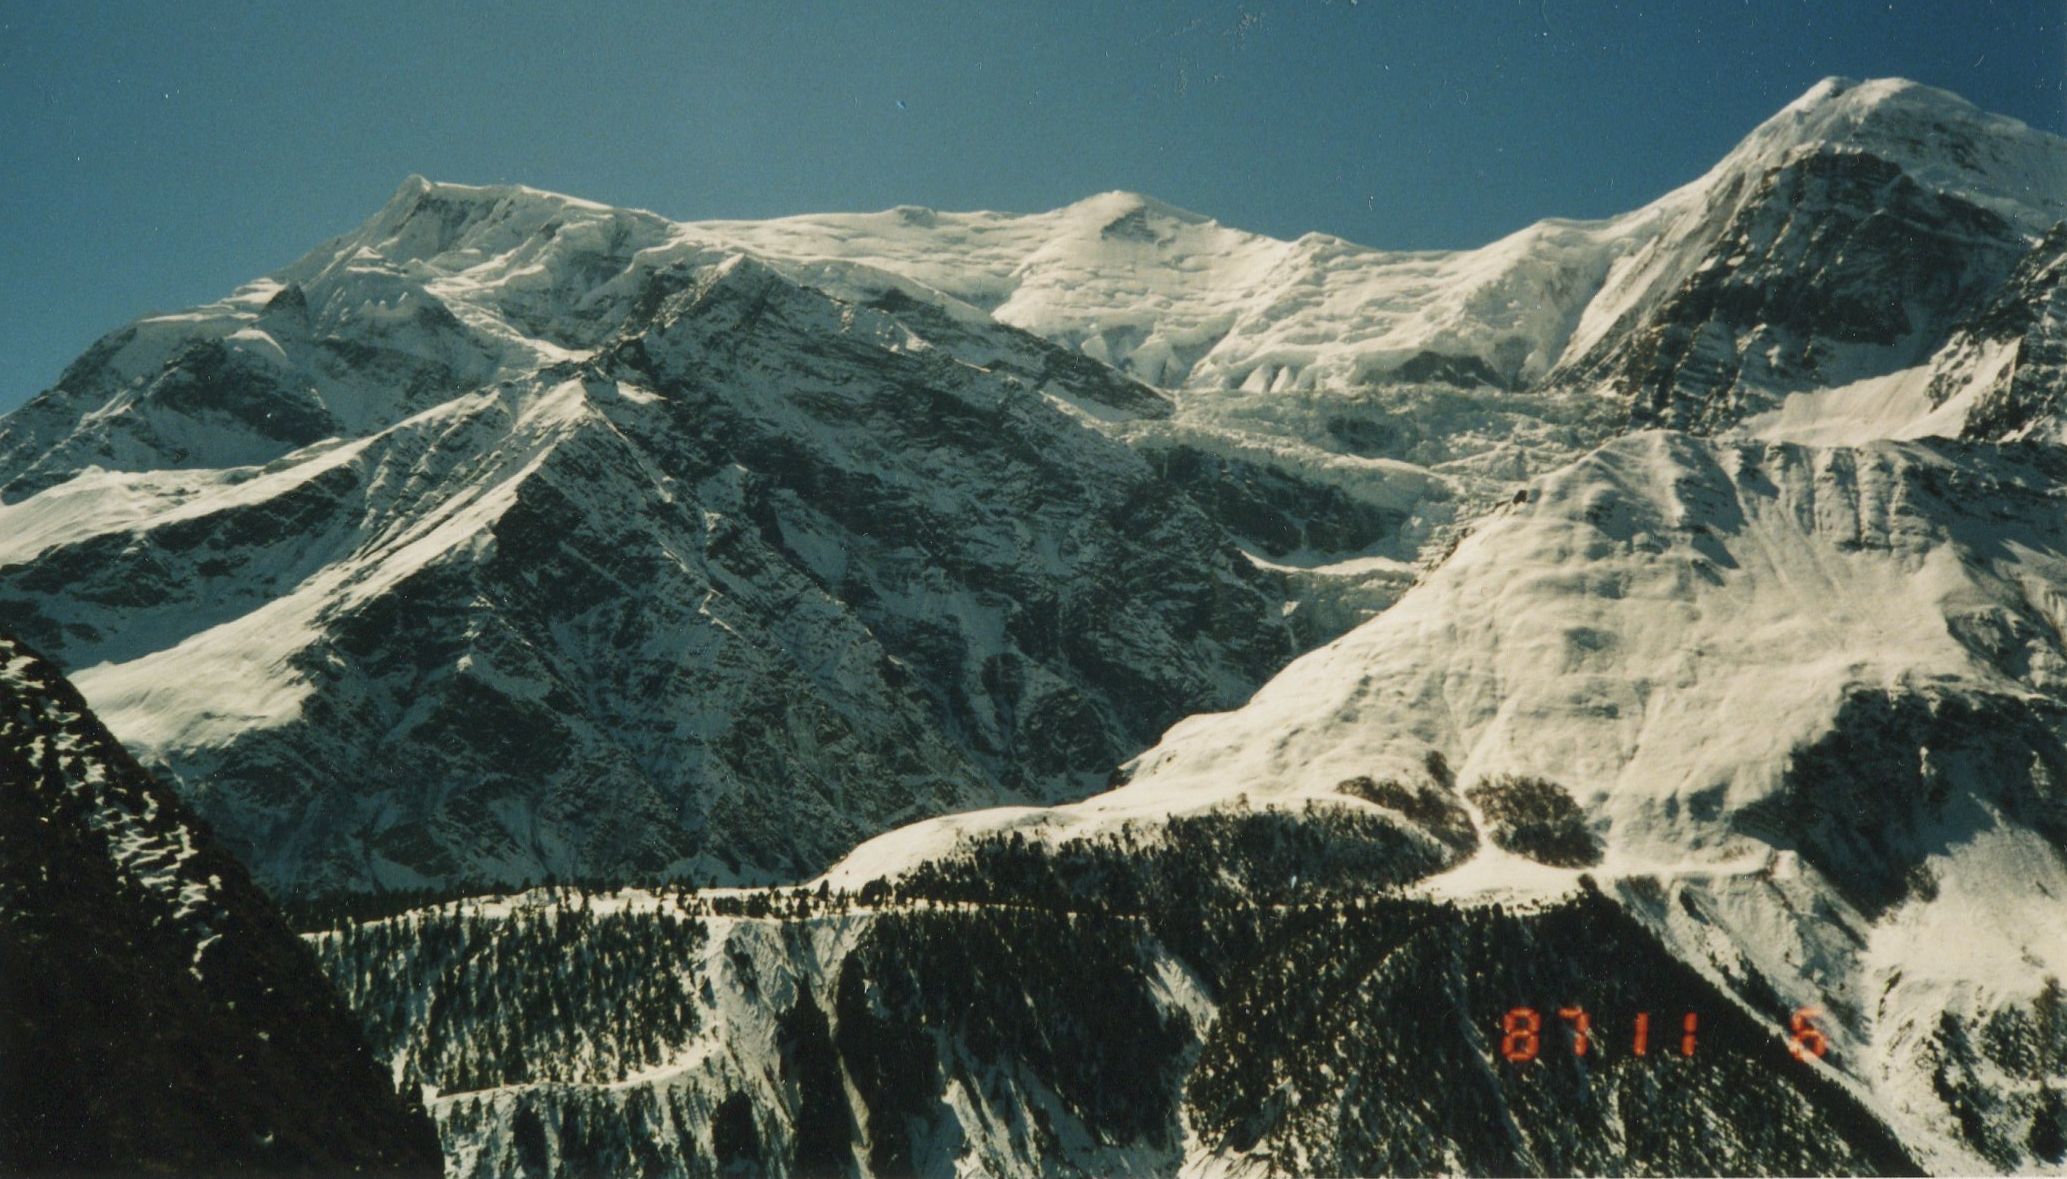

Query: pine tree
[2032,1085,2067,1165]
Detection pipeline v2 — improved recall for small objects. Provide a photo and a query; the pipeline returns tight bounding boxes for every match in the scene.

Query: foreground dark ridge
[0,633,442,1176]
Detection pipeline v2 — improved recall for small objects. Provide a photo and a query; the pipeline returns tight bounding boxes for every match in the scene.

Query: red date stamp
[1497,1005,1828,1062]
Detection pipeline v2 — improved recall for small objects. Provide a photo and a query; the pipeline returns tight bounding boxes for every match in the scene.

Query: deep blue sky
[3,1,2063,412]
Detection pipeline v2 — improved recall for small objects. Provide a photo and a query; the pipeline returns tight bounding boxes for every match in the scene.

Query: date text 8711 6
[1497,1006,1829,1063]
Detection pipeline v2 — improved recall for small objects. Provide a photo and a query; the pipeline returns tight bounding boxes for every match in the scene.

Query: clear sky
[3,1,2063,413]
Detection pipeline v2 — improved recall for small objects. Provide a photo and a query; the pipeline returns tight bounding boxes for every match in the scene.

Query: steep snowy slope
[833,428,2067,1171]
[0,189,1289,895]
[689,188,1648,636]
[0,633,441,1174]
[690,183,1662,634]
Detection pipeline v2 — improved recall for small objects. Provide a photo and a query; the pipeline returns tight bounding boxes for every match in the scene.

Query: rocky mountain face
[1560,143,2030,429]
[0,633,442,1175]
[0,191,1290,895]
[1943,224,2067,441]
[1547,77,2066,433]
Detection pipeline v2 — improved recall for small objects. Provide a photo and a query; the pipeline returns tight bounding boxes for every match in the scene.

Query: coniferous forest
[293,804,2038,1178]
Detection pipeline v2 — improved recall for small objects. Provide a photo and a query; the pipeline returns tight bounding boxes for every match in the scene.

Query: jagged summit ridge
[304,173,678,278]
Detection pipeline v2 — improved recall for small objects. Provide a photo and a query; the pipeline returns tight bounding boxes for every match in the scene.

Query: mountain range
[4,75,2067,1175]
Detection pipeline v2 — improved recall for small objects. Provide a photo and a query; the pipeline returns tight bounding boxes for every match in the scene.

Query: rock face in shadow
[1943,225,2067,442]
[0,633,442,1176]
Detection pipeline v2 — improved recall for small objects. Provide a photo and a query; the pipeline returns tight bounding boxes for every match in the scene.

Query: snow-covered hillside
[818,427,2067,1171]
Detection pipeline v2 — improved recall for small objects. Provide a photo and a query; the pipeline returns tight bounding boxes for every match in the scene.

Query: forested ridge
[305,805,1977,1177]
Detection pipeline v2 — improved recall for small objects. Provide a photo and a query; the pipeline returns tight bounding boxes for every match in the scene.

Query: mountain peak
[304,175,675,281]
[1059,190,1216,230]
[389,171,436,203]
[1766,75,1998,144]
[1714,75,2067,235]
[1782,74,1941,114]
[371,174,610,226]
[377,174,609,215]
[1768,74,2048,144]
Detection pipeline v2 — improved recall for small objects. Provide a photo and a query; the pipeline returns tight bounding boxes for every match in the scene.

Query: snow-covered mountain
[0,183,1297,895]
[819,432,2067,1168]
[697,76,2067,634]
[0,632,441,1174]
[5,72,2067,1175]
[1098,429,2067,1166]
